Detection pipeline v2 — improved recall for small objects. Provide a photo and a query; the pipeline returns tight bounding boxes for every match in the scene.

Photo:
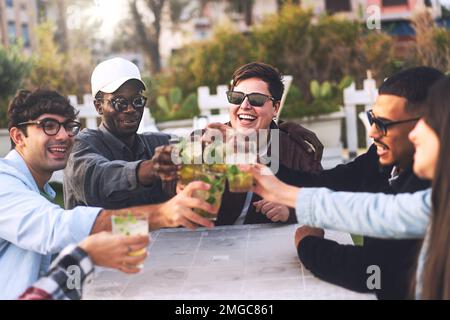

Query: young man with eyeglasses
[277,67,444,299]
[63,58,177,210]
[0,89,218,299]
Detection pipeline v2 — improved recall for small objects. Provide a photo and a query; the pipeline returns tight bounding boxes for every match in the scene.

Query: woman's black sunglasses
[226,91,276,107]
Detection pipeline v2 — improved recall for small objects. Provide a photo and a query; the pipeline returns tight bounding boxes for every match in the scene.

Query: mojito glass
[207,163,228,174]
[227,165,254,193]
[178,164,203,185]
[111,212,149,258]
[193,170,226,220]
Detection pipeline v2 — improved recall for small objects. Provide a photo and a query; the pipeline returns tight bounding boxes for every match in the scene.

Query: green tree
[0,45,31,128]
[153,2,401,121]
[411,9,450,72]
[129,0,166,74]
[27,22,94,97]
[27,22,66,93]
[172,23,255,93]
[253,4,396,102]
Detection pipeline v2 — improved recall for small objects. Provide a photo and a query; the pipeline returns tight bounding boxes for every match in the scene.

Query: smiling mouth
[47,146,68,156]
[122,120,138,125]
[375,142,388,150]
[238,114,257,123]
[374,141,390,158]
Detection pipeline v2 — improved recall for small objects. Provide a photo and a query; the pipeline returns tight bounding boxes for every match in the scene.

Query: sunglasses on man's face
[99,95,147,113]
[366,109,420,136]
[226,91,276,107]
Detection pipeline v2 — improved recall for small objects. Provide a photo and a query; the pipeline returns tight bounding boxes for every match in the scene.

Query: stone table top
[83,224,376,300]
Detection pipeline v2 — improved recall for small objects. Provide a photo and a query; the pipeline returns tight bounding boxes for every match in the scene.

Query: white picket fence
[343,71,378,158]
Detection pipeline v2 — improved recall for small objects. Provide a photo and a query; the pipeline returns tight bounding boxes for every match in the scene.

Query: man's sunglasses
[226,91,276,107]
[366,109,420,136]
[99,95,147,113]
[17,118,82,137]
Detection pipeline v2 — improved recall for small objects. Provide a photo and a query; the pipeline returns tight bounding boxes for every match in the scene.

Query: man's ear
[94,100,103,115]
[273,101,281,117]
[10,127,26,147]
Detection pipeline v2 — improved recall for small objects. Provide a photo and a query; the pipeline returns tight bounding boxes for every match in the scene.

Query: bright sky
[440,0,450,8]
[91,0,129,37]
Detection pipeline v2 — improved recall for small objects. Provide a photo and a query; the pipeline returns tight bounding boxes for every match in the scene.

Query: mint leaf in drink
[113,216,123,224]
[228,165,239,175]
[206,196,216,205]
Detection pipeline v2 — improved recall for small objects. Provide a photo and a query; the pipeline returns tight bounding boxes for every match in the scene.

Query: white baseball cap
[91,57,146,98]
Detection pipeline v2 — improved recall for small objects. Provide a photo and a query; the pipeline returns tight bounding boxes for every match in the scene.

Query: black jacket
[277,144,430,299]
[215,121,322,226]
[63,125,170,209]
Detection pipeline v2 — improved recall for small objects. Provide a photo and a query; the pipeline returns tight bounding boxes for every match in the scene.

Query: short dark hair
[231,62,284,101]
[8,89,78,148]
[379,66,444,114]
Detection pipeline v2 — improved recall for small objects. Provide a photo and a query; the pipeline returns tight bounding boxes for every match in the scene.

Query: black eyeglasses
[366,110,420,136]
[99,95,147,113]
[226,91,276,107]
[17,118,82,137]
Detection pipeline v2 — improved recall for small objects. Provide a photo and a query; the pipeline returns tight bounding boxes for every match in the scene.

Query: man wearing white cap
[64,58,176,209]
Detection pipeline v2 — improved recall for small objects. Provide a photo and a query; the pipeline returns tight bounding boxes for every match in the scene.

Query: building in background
[0,0,40,53]
[37,0,69,51]
[365,0,442,37]
[300,0,441,21]
[366,0,441,21]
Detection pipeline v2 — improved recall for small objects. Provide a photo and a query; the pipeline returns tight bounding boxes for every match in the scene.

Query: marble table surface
[83,224,376,300]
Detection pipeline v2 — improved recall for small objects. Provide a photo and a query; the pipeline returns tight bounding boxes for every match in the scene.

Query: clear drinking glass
[111,212,149,267]
[192,170,226,221]
[226,133,256,193]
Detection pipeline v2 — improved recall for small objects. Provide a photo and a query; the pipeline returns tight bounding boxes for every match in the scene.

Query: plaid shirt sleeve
[19,244,94,300]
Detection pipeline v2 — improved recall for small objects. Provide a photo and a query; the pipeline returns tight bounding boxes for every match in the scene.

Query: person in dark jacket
[277,66,444,299]
[64,58,177,210]
[198,62,323,225]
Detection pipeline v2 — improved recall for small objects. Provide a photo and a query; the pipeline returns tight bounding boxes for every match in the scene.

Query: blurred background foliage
[149,4,450,121]
[0,3,449,126]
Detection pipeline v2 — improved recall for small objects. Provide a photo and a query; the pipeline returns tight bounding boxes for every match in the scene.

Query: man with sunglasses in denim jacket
[64,58,178,210]
[277,67,444,299]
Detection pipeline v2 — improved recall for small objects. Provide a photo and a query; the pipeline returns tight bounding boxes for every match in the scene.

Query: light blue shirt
[295,188,431,239]
[295,187,432,299]
[0,150,102,299]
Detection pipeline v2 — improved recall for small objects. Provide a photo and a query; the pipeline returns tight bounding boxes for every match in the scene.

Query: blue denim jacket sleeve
[295,188,431,239]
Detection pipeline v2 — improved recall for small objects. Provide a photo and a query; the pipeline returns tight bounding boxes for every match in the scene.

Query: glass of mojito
[176,138,204,185]
[206,163,228,174]
[178,164,203,185]
[111,212,149,267]
[192,170,226,221]
[227,164,254,193]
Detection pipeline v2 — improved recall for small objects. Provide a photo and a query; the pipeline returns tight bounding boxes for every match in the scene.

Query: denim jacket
[295,187,432,299]
[0,150,101,299]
